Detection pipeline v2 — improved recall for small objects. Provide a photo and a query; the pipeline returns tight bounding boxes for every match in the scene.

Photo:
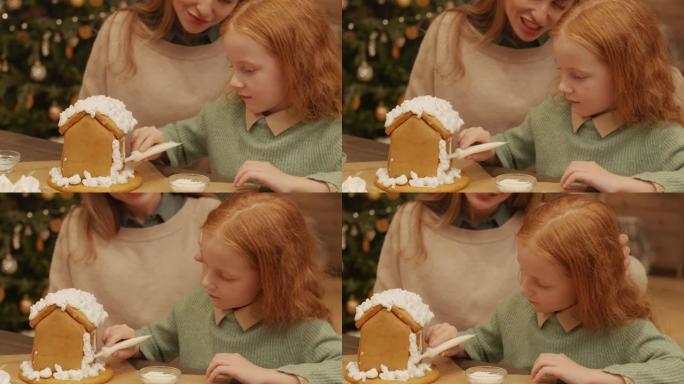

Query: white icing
[467,371,504,384]
[345,333,432,382]
[496,178,534,192]
[59,95,137,133]
[355,288,434,327]
[0,174,41,192]
[29,288,108,327]
[345,362,379,381]
[341,176,368,193]
[0,370,11,384]
[169,178,207,192]
[385,95,464,134]
[141,371,179,384]
[0,158,18,173]
[379,140,461,188]
[49,139,135,188]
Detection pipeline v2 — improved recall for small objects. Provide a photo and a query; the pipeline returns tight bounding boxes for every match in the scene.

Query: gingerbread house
[376,96,464,189]
[19,289,113,383]
[49,95,138,190]
[345,289,437,382]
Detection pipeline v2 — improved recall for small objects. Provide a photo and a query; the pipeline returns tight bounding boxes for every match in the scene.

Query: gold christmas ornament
[376,218,390,233]
[356,60,374,82]
[392,45,401,60]
[416,0,430,7]
[49,218,63,233]
[396,0,411,8]
[7,0,22,11]
[351,95,361,110]
[1,253,18,275]
[78,25,94,40]
[48,103,61,122]
[30,60,48,82]
[405,25,420,40]
[362,238,371,253]
[374,102,388,121]
[346,297,359,315]
[20,296,33,315]
[70,0,85,7]
[89,0,104,7]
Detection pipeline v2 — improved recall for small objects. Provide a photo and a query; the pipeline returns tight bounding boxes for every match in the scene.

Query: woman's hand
[560,161,657,192]
[206,353,299,384]
[531,353,626,384]
[131,126,165,158]
[233,160,329,192]
[102,324,140,360]
[457,127,496,162]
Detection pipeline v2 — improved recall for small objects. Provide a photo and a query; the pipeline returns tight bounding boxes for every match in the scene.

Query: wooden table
[0,330,208,381]
[0,129,239,191]
[343,134,583,193]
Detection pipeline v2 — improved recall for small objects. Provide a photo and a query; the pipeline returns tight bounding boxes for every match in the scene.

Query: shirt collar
[213,296,263,331]
[245,108,301,137]
[453,203,513,230]
[121,194,186,228]
[571,108,625,138]
[537,305,582,333]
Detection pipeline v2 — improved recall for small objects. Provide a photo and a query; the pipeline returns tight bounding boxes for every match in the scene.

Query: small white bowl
[168,173,209,192]
[0,150,21,174]
[495,173,537,192]
[465,366,507,384]
[139,366,181,384]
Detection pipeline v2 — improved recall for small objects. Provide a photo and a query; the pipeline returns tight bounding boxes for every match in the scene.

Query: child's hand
[424,323,461,357]
[560,161,657,192]
[531,353,626,384]
[457,127,495,161]
[102,324,140,360]
[206,353,299,384]
[131,126,165,158]
[233,161,298,192]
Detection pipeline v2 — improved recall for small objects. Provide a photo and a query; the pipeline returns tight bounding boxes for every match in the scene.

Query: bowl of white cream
[465,366,507,384]
[168,173,209,193]
[139,366,181,384]
[0,150,20,174]
[494,173,536,193]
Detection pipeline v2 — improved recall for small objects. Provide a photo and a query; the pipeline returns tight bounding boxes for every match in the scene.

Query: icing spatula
[94,335,152,359]
[419,334,475,360]
[125,141,181,164]
[448,142,507,159]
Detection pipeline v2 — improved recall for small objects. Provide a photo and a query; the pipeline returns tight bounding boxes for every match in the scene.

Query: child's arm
[232,161,333,192]
[102,325,142,360]
[424,323,468,358]
[531,354,626,384]
[133,309,181,363]
[560,161,658,192]
[206,354,301,384]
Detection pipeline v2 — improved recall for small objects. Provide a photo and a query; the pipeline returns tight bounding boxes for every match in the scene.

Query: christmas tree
[0,0,124,139]
[0,193,77,331]
[342,0,463,139]
[342,192,411,332]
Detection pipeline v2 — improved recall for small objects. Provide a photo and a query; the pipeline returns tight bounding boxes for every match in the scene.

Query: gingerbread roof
[29,289,108,330]
[385,111,452,140]
[58,95,137,135]
[354,289,434,332]
[58,111,126,139]
[384,95,464,138]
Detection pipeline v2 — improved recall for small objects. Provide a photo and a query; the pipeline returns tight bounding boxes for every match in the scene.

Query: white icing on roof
[29,288,108,327]
[384,95,464,134]
[59,95,137,133]
[355,288,434,327]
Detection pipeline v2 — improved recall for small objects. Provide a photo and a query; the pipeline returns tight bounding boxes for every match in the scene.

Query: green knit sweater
[160,95,342,189]
[135,288,342,384]
[492,97,684,191]
[464,293,684,383]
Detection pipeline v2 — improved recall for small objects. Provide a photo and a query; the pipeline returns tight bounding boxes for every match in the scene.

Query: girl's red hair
[517,195,650,330]
[552,0,684,125]
[223,0,342,121]
[202,193,330,327]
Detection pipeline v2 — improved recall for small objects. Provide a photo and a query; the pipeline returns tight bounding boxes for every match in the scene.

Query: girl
[131,0,342,192]
[427,195,684,383]
[103,193,341,384]
[458,0,684,192]
[375,193,643,331]
[50,193,219,331]
[81,0,240,128]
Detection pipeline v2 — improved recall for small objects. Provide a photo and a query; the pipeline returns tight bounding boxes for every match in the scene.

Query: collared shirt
[245,108,302,137]
[536,305,582,333]
[121,193,187,228]
[468,16,549,49]
[139,12,221,46]
[571,108,626,138]
[213,298,263,330]
[452,203,513,230]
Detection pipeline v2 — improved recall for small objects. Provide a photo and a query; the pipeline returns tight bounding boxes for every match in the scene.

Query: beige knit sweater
[79,10,230,128]
[49,197,220,331]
